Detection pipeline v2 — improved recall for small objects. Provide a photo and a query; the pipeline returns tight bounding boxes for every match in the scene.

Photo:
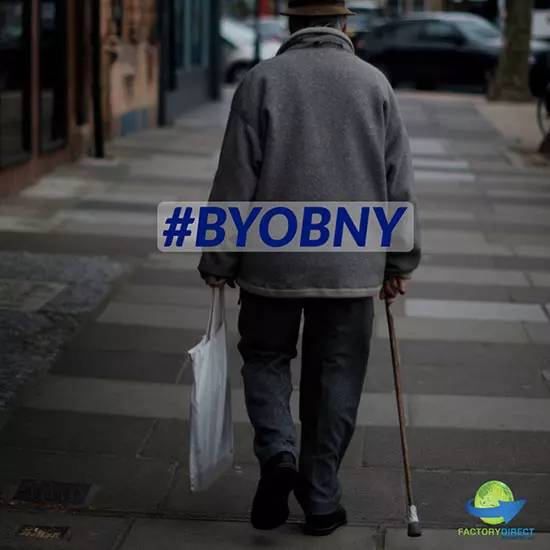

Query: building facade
[157,0,222,125]
[0,0,163,195]
[101,0,160,138]
[0,0,91,195]
[0,1,227,193]
[387,0,495,12]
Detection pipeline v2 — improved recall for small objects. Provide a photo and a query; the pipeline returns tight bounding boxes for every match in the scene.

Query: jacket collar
[277,27,355,56]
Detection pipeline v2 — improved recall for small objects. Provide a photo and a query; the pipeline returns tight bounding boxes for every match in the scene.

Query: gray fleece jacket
[198,27,421,298]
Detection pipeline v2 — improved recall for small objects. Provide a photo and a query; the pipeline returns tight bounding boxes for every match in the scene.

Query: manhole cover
[12,479,91,505]
[0,279,65,312]
[17,525,70,539]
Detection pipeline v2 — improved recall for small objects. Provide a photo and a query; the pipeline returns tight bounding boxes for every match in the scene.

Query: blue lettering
[196,206,226,246]
[229,206,262,247]
[300,207,331,247]
[260,207,298,248]
[374,206,407,247]
[334,207,370,247]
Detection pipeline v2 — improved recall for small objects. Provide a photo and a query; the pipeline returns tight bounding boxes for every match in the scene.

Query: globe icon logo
[466,480,528,526]
[463,482,531,539]
[474,481,515,525]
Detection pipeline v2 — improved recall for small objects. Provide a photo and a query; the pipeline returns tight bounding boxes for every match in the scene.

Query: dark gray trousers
[238,290,374,515]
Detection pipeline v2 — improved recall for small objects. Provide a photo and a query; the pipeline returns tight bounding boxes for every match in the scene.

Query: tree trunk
[540,131,550,158]
[487,0,534,102]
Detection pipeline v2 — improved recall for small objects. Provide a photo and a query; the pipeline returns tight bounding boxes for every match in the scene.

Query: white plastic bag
[188,286,234,492]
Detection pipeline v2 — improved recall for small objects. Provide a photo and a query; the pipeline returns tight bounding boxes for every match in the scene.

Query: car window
[370,25,388,40]
[221,37,237,50]
[455,17,501,41]
[419,21,461,43]
[221,19,255,45]
[348,7,387,31]
[391,22,423,42]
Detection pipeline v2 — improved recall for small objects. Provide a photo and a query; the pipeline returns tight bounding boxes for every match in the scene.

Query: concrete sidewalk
[0,89,550,548]
[476,100,550,166]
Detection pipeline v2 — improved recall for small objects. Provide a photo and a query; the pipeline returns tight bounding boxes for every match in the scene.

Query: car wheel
[227,63,252,85]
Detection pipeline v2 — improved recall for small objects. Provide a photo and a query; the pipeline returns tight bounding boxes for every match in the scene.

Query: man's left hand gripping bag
[188,287,234,492]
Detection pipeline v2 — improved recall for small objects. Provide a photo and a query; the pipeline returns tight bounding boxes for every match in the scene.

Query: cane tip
[407,522,422,538]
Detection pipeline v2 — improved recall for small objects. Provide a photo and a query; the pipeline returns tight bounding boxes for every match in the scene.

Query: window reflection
[39,0,68,152]
[0,0,31,168]
[190,0,203,67]
[173,0,184,68]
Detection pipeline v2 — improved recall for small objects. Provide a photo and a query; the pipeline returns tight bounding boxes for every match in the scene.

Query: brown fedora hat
[280,1,356,16]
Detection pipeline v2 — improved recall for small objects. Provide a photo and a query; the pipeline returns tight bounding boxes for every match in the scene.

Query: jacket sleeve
[383,89,421,280]
[198,106,263,280]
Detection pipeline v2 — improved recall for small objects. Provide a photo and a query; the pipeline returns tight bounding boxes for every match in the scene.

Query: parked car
[243,16,289,42]
[221,18,281,84]
[353,12,550,94]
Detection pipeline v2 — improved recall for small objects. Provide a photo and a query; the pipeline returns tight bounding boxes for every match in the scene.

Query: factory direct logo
[458,480,534,541]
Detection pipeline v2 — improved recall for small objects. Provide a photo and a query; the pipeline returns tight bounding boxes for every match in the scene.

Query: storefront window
[0,0,31,168]
[74,0,90,125]
[39,0,68,153]
[190,0,203,67]
[173,0,184,68]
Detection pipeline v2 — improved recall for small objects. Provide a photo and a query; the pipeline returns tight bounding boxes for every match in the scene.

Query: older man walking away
[198,0,421,537]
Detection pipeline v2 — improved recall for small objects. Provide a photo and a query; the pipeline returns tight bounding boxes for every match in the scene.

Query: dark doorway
[74,0,90,126]
[39,0,68,153]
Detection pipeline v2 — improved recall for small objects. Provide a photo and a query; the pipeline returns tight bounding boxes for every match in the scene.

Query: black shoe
[251,452,298,530]
[303,505,348,536]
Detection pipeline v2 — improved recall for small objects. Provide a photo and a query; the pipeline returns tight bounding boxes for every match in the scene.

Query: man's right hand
[379,277,408,305]
[204,275,235,288]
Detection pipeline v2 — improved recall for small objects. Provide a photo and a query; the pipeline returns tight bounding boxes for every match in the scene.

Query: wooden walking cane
[385,297,422,537]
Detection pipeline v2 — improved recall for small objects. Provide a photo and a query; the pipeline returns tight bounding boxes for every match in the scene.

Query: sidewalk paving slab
[120,519,377,550]
[18,377,403,427]
[164,465,405,525]
[363,426,550,473]
[405,282,514,303]
[366,361,550,398]
[112,284,240,309]
[385,528,550,549]
[50,349,185,384]
[0,409,155,458]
